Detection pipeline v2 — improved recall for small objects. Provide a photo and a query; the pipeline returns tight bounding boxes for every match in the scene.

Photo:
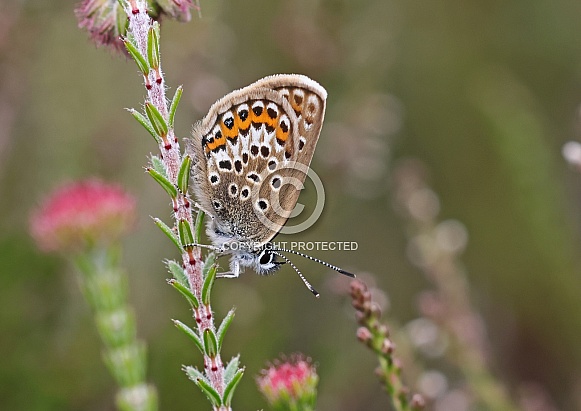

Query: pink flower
[257,355,318,409]
[75,0,201,53]
[75,0,127,53]
[30,179,136,252]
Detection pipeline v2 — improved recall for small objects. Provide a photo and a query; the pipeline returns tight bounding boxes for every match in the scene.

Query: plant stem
[74,246,158,411]
[121,1,229,407]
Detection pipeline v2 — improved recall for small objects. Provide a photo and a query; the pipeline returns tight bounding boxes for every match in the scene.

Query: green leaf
[152,218,181,251]
[203,329,218,358]
[129,108,160,144]
[123,37,149,75]
[217,308,235,351]
[202,252,215,278]
[194,210,205,244]
[177,155,192,194]
[149,155,167,177]
[222,369,244,407]
[201,264,217,306]
[147,26,160,70]
[183,365,206,384]
[193,375,222,407]
[145,102,168,138]
[147,167,177,198]
[173,319,203,354]
[178,219,194,247]
[168,278,199,309]
[168,86,183,128]
[167,259,189,288]
[223,355,240,384]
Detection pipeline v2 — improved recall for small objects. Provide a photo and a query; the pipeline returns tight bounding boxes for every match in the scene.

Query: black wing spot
[223,117,234,129]
[280,121,289,133]
[252,105,263,116]
[219,160,232,171]
[260,146,270,157]
[267,107,278,119]
[247,173,260,182]
[234,160,243,173]
[230,184,238,195]
[271,177,281,189]
[241,188,249,198]
[238,109,249,121]
[268,159,277,170]
[242,152,249,164]
[298,139,305,151]
[210,174,219,184]
[251,145,259,156]
[257,200,268,211]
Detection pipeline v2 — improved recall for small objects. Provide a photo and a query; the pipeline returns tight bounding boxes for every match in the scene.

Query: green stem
[73,246,158,411]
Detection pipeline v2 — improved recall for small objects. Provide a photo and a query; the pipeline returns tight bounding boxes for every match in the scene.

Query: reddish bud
[257,355,318,409]
[30,179,135,253]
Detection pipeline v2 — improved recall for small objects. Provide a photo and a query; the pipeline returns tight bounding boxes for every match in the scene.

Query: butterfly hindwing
[187,74,327,247]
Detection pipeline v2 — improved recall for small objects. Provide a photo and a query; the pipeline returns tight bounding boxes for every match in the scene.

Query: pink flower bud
[30,179,136,252]
[75,0,127,53]
[257,355,318,408]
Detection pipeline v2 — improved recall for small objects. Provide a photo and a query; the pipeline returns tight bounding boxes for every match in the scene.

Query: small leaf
[129,108,160,144]
[145,102,168,138]
[183,365,206,383]
[169,86,183,128]
[149,155,167,177]
[202,252,215,278]
[223,355,240,384]
[203,329,218,358]
[167,259,189,288]
[201,264,217,306]
[194,375,222,407]
[194,210,205,244]
[123,37,149,75]
[178,219,194,248]
[168,278,199,308]
[147,26,160,70]
[147,167,177,198]
[173,319,203,354]
[177,155,192,194]
[152,218,181,251]
[222,369,244,407]
[217,308,235,351]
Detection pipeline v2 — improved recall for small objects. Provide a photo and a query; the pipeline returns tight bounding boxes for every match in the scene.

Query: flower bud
[30,179,136,252]
[257,355,318,410]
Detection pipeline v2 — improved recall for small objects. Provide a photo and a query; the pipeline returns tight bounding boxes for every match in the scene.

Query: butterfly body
[187,74,327,278]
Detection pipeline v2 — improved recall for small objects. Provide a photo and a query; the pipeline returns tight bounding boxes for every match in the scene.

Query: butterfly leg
[216,259,241,279]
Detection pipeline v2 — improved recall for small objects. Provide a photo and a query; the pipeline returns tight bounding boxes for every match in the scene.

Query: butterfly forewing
[188,74,327,247]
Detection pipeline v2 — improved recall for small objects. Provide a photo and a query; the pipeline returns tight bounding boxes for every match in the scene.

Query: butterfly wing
[187,74,327,247]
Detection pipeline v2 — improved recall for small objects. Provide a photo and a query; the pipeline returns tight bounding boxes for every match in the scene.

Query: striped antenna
[273,251,320,298]
[273,247,355,278]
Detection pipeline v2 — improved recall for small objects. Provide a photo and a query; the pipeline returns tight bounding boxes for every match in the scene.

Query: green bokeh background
[2,0,581,410]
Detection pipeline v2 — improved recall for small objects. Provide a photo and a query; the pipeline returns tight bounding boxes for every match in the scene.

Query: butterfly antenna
[273,251,320,298]
[274,248,355,278]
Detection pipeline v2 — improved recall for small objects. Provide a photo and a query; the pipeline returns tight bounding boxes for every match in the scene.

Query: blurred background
[2,0,581,410]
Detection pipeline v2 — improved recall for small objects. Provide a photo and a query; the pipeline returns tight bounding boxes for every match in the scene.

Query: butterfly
[186,74,354,296]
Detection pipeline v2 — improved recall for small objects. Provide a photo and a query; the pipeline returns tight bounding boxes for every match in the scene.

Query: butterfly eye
[259,250,272,265]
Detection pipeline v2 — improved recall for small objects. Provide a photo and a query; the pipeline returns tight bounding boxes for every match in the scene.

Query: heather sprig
[393,159,519,411]
[349,279,425,411]
[30,179,158,411]
[118,1,242,409]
